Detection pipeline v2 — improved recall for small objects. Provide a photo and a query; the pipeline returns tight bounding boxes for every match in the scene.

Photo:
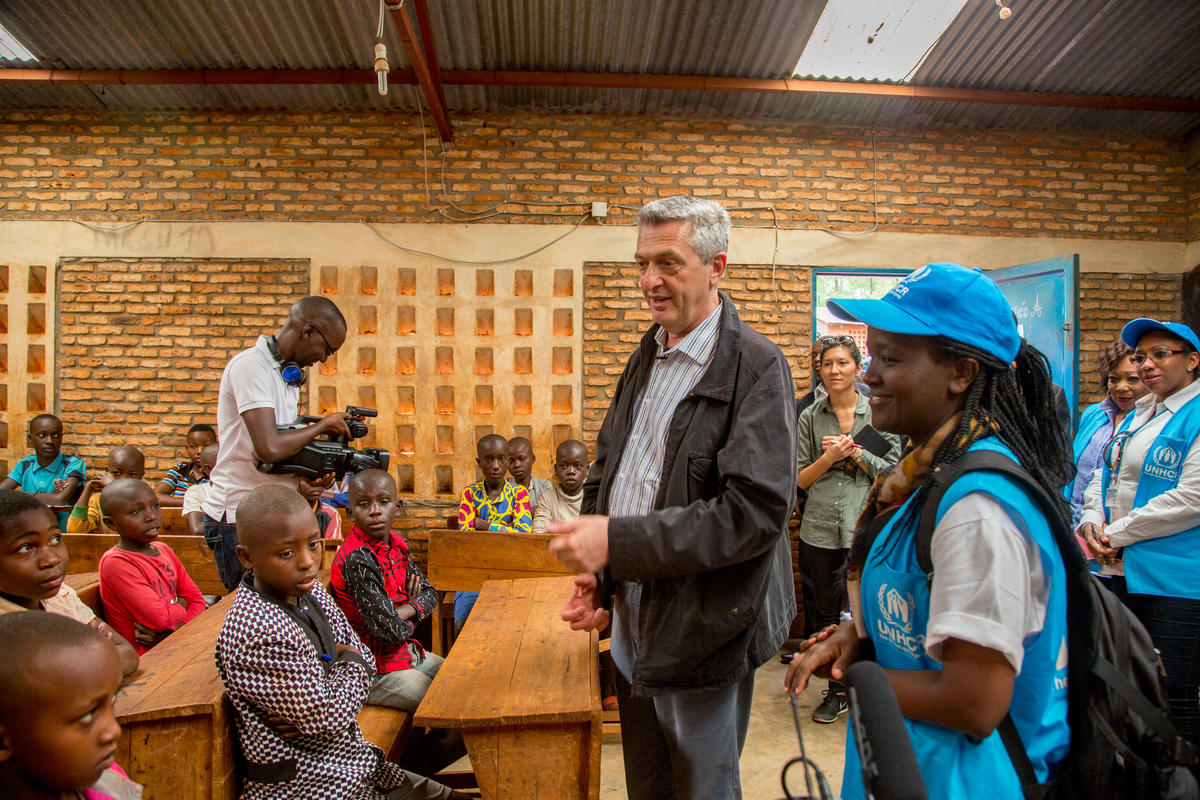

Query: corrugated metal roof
[0,0,1196,137]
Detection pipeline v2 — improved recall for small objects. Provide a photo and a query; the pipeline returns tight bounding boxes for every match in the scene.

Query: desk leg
[462,718,599,800]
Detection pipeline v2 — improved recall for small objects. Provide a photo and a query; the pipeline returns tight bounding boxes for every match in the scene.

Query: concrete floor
[598,653,848,799]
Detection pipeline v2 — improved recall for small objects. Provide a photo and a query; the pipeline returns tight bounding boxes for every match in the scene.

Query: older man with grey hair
[549,196,797,799]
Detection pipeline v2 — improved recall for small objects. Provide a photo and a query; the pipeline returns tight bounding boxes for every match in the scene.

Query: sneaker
[811,688,848,724]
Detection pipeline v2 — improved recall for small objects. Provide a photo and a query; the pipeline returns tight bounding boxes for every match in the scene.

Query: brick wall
[0,110,1191,240]
[584,265,1182,437]
[583,262,812,442]
[1078,272,1184,407]
[1188,162,1200,243]
[55,257,309,474]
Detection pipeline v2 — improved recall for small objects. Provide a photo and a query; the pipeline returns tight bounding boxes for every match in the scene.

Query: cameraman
[201,296,351,590]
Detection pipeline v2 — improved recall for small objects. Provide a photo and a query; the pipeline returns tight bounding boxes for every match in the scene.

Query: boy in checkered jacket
[214,484,466,800]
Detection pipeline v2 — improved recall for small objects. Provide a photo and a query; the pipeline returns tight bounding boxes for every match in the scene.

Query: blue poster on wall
[990,255,1080,429]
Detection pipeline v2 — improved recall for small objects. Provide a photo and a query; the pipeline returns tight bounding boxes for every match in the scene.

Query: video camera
[256,405,390,480]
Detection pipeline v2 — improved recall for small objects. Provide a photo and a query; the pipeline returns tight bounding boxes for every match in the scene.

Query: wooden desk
[414,576,601,800]
[65,571,102,615]
[424,530,572,655]
[113,591,238,800]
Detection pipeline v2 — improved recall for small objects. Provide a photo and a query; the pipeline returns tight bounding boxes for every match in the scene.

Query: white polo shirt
[202,336,301,523]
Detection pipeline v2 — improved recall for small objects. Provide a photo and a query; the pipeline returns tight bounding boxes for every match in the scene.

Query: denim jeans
[203,513,244,592]
[366,647,444,712]
[1126,592,1200,747]
[452,591,479,623]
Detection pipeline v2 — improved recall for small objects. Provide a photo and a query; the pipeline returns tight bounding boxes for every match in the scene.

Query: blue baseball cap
[826,263,1020,363]
[1121,318,1200,353]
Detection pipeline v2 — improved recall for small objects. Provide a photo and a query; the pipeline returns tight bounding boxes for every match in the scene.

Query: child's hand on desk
[133,622,172,650]
[472,516,491,531]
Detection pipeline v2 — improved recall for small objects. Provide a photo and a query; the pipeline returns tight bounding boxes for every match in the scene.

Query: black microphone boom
[845,661,928,800]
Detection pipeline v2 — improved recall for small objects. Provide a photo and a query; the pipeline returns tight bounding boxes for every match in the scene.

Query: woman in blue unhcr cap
[784,263,1078,799]
[1078,317,1200,748]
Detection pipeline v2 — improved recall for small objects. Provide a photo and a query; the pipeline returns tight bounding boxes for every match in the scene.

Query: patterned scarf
[846,411,994,580]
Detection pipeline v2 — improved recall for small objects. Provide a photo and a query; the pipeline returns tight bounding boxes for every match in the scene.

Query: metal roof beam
[1,67,1197,115]
[386,0,452,141]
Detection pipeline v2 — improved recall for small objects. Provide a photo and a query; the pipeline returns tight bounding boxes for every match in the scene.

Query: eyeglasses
[1132,348,1189,365]
[817,335,855,345]
[311,324,335,359]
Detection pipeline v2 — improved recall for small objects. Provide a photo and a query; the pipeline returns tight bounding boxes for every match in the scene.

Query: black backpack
[912,449,1199,800]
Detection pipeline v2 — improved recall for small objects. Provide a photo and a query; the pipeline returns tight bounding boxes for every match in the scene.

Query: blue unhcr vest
[842,439,1070,800]
[1072,400,1112,465]
[1100,391,1200,600]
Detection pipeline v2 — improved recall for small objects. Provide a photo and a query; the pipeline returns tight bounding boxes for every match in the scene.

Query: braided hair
[848,335,1074,573]
[928,336,1074,496]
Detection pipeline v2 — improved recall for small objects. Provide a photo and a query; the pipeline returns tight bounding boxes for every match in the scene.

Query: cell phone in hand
[853,425,892,458]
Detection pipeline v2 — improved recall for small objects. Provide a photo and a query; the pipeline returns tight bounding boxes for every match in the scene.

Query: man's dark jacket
[585,295,797,694]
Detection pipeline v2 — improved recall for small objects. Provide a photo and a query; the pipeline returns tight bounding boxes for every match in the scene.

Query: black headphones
[265,336,307,387]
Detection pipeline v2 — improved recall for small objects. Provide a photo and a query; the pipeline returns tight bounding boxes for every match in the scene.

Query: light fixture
[793,0,969,83]
[995,0,1013,19]
[375,42,389,96]
[0,22,36,61]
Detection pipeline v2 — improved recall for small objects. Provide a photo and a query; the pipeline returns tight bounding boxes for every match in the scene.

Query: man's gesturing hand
[547,515,610,573]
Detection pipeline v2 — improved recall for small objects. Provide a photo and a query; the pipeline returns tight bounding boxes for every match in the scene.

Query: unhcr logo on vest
[876,584,924,660]
[1145,443,1182,482]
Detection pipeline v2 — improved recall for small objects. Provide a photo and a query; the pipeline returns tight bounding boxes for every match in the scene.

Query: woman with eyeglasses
[794,334,900,724]
[785,264,1076,799]
[1066,341,1148,529]
[1079,317,1200,748]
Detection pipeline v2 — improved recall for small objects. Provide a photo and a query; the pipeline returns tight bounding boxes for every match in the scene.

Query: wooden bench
[424,530,573,655]
[64,534,341,597]
[112,575,412,800]
[414,576,601,800]
[65,571,102,615]
[113,591,239,800]
[65,533,226,595]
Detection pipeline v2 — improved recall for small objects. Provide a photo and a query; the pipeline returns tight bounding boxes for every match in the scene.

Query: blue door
[991,255,1080,429]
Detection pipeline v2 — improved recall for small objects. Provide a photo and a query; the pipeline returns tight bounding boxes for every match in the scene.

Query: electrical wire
[362,211,591,265]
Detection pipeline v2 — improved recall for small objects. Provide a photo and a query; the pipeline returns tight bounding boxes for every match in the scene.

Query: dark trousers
[203,513,243,592]
[1126,593,1200,749]
[615,668,755,800]
[797,539,848,692]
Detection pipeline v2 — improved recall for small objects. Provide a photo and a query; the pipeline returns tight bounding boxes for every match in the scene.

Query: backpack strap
[998,715,1051,800]
[914,449,1057,577]
[914,448,1070,800]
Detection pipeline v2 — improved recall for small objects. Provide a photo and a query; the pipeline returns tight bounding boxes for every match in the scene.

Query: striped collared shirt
[608,301,723,518]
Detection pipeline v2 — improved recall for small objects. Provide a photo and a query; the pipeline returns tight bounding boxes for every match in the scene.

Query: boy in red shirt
[98,478,205,654]
[330,469,438,711]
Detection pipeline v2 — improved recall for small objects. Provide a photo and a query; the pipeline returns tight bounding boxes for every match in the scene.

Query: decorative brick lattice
[0,264,54,475]
[310,264,580,497]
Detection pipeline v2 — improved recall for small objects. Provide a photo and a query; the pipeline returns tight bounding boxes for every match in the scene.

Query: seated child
[181,443,219,536]
[507,436,552,508]
[0,490,139,676]
[0,611,143,799]
[331,470,439,711]
[454,434,531,631]
[299,474,342,540]
[531,439,589,533]
[215,484,466,800]
[156,423,217,508]
[98,479,205,655]
[0,414,86,529]
[67,445,146,533]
